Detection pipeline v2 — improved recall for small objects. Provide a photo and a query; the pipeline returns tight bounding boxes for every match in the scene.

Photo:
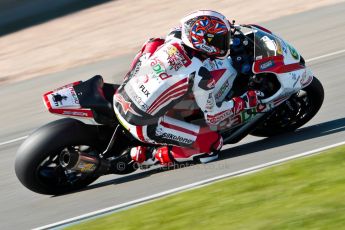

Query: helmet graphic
[181,10,231,57]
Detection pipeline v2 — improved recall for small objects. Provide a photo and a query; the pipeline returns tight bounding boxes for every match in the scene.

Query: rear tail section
[43,81,95,119]
[42,76,120,125]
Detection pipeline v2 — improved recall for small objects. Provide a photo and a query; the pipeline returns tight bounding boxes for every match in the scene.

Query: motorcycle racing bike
[15,25,324,195]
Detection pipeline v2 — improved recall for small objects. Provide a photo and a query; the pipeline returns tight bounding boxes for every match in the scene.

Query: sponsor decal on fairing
[300,70,313,86]
[260,60,274,70]
[288,44,299,60]
[48,86,80,109]
[52,93,67,106]
[62,111,90,117]
[276,39,288,55]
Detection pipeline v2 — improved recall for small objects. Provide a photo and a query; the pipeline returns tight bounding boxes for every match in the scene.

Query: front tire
[251,77,324,137]
[15,118,102,195]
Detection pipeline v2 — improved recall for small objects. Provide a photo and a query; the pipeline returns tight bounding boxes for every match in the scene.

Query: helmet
[181,10,231,58]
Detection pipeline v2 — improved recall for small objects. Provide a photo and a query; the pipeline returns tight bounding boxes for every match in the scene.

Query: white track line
[0,48,344,148]
[0,136,27,146]
[35,140,345,230]
[306,49,345,62]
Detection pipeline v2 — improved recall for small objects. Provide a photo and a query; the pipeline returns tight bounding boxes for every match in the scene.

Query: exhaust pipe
[59,150,109,174]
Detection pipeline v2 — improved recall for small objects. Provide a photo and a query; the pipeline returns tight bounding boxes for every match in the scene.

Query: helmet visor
[208,30,230,57]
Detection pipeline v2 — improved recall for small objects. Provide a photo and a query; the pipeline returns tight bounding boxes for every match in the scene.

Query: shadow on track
[59,117,345,196]
[220,117,345,160]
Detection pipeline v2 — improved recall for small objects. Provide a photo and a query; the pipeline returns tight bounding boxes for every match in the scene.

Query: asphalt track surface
[1,3,345,229]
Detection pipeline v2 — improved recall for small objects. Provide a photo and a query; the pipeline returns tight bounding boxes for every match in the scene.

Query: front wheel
[251,77,324,137]
[15,118,102,195]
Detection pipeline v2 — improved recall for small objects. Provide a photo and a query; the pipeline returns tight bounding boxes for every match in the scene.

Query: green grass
[67,145,345,230]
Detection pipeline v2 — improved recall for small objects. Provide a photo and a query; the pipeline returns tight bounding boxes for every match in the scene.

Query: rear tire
[251,77,324,137]
[15,118,101,195]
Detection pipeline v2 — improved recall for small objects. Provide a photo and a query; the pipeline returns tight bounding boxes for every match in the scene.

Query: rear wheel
[251,77,324,137]
[15,118,102,195]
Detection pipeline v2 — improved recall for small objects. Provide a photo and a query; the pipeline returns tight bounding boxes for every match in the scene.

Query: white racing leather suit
[113,36,250,163]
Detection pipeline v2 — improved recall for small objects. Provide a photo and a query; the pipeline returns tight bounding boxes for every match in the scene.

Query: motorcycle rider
[113,10,262,165]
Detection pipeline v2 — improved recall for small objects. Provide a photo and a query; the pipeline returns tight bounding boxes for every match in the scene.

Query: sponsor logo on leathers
[162,133,193,144]
[151,58,171,80]
[165,44,191,71]
[206,110,232,125]
[215,80,230,100]
[114,94,138,115]
[139,84,150,97]
[133,95,149,110]
[155,127,193,144]
[205,93,215,111]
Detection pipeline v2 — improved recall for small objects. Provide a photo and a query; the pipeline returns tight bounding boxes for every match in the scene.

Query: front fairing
[237,25,313,104]
[251,25,302,72]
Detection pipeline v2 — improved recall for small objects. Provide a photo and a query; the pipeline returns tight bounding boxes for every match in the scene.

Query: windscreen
[253,27,283,60]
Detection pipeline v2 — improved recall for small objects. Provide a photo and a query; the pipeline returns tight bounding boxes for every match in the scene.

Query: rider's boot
[130,146,157,166]
[154,145,220,164]
[194,135,223,163]
[154,146,174,165]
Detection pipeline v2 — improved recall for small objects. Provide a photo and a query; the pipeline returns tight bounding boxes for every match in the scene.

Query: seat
[74,75,118,123]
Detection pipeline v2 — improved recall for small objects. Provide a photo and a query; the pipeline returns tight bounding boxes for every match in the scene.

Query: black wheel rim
[262,89,314,128]
[35,145,98,189]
